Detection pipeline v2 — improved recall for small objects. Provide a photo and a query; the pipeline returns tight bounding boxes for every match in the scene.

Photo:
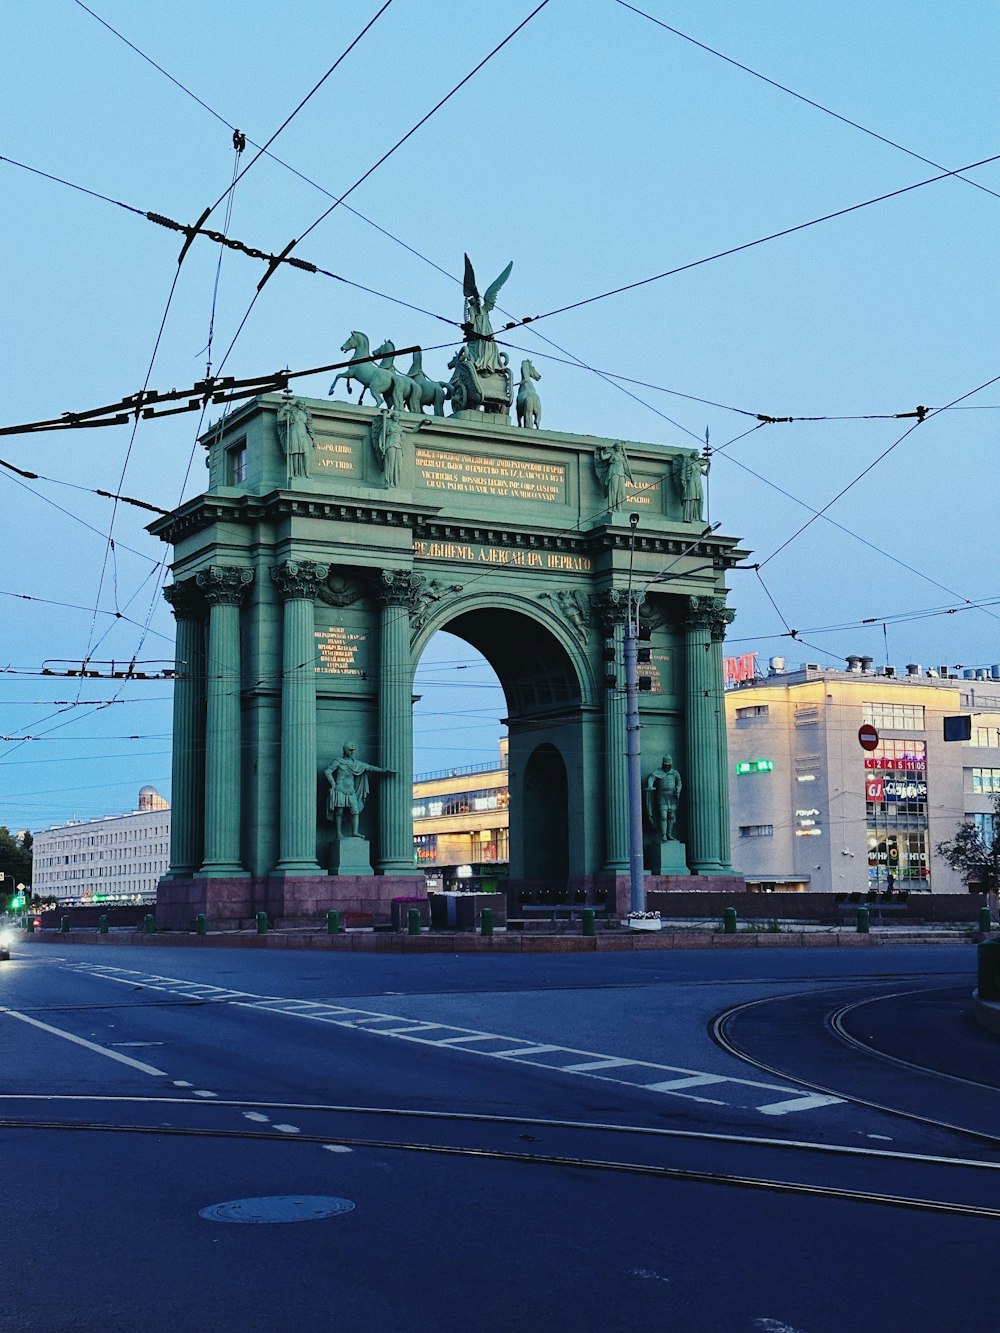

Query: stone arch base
[156,873,426,931]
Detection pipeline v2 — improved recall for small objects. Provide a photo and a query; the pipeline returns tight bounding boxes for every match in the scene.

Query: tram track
[2,1101,1000,1222]
[711,982,1000,1151]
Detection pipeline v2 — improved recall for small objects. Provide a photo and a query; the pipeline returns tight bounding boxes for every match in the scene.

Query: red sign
[724,652,758,687]
[858,724,879,751]
[866,778,885,801]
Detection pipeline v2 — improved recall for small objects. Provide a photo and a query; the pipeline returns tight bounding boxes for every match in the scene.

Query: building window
[739,825,773,838]
[970,768,1000,794]
[735,705,769,720]
[972,726,1000,747]
[862,702,925,731]
[973,812,996,843]
[228,440,248,485]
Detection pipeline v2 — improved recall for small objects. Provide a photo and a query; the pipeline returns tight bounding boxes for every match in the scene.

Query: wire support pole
[625,516,645,914]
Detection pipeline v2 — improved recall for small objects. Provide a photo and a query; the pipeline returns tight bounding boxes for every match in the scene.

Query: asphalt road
[1,940,996,1332]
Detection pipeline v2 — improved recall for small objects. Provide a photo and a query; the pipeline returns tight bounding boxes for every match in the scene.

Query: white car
[0,927,15,961]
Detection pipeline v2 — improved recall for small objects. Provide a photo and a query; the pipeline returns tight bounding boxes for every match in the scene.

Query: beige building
[725,658,1000,893]
[33,786,171,905]
[413,739,509,878]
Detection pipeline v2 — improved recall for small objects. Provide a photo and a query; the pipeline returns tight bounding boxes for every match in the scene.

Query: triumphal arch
[152,259,746,927]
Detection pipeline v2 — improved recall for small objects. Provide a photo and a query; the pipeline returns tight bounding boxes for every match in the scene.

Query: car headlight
[0,929,15,948]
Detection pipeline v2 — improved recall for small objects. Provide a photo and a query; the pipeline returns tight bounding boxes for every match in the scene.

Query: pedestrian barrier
[723,906,737,935]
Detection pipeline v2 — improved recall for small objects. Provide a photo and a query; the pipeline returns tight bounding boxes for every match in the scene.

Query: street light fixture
[623,520,722,914]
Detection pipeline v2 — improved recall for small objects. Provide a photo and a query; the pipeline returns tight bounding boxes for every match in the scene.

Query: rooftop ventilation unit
[859,656,873,673]
[883,666,896,677]
[963,669,976,679]
[906,663,921,676]
[804,663,820,671]
[768,656,785,674]
[846,655,861,672]
[992,665,1000,680]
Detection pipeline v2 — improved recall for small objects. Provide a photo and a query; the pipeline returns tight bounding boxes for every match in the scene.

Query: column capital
[162,578,202,620]
[683,594,735,640]
[196,565,254,606]
[593,588,629,626]
[378,568,422,611]
[270,559,329,602]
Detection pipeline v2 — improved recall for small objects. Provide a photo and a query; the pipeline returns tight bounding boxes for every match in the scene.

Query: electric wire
[616,2,1000,204]
[497,151,1000,331]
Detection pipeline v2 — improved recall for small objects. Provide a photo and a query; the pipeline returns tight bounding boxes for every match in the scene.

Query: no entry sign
[858,723,879,751]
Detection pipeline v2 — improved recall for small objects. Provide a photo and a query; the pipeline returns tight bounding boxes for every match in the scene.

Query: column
[162,579,205,878]
[196,564,253,876]
[377,570,421,875]
[271,560,326,874]
[683,595,735,874]
[599,592,629,872]
[712,605,736,872]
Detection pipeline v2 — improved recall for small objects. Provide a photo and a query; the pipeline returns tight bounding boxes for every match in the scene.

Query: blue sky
[2,0,997,828]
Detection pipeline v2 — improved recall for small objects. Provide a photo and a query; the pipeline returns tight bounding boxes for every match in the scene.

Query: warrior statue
[324,742,392,839]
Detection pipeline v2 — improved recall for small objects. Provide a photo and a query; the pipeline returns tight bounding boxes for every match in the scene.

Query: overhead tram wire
[759,369,1000,572]
[496,151,1000,333]
[65,2,1000,435]
[208,0,554,383]
[616,2,1000,205]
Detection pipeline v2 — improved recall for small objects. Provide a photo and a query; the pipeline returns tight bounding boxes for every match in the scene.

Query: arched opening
[412,606,585,889]
[521,743,569,881]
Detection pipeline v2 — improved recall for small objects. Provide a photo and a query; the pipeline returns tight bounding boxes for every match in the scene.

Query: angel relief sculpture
[448,255,515,416]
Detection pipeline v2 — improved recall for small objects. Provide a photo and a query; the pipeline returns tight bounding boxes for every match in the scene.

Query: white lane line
[641,1075,729,1092]
[243,1112,270,1123]
[757,1094,843,1116]
[70,965,844,1116]
[0,1008,168,1076]
[193,1090,217,1099]
[561,1058,636,1072]
[172,1080,193,1088]
[322,1144,353,1153]
[496,1045,563,1058]
[273,1123,300,1134]
[434,1034,517,1046]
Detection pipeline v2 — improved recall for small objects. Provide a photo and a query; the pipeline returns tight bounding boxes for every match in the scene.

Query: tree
[935,794,1000,892]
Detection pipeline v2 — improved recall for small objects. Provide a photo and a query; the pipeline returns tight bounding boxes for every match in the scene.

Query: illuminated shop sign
[736,759,774,775]
[883,778,927,801]
[863,756,926,772]
[724,652,758,687]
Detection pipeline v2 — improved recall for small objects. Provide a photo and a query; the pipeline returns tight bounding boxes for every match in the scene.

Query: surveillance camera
[629,512,640,528]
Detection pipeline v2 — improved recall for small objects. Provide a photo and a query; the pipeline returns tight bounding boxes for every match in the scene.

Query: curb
[21,928,975,955]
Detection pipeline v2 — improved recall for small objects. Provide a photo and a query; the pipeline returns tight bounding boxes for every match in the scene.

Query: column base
[377,861,422,876]
[272,862,325,877]
[198,863,250,879]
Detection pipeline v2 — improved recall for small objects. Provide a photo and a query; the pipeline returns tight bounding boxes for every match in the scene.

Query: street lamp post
[623,519,722,916]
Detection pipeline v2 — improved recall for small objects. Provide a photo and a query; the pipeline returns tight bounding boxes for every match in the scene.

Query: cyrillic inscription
[416,447,565,503]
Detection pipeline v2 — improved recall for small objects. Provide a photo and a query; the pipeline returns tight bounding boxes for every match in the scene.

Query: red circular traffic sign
[858,723,879,751]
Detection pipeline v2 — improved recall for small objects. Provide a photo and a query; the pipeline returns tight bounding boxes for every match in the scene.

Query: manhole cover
[199,1195,355,1224]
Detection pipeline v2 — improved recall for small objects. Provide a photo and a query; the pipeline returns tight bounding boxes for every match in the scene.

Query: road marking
[273,1123,301,1134]
[323,1144,353,1153]
[63,963,845,1117]
[111,1042,164,1048]
[172,1080,193,1088]
[0,1008,167,1076]
[757,1093,843,1116]
[193,1090,217,1099]
[244,1112,270,1123]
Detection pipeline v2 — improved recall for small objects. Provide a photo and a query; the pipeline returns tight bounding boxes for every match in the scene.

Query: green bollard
[256,911,268,935]
[979,906,992,933]
[327,909,343,935]
[723,906,738,935]
[196,912,207,936]
[98,914,108,935]
[582,907,596,938]
[60,915,70,933]
[407,907,421,936]
[857,905,870,934]
[144,913,156,934]
[481,907,494,937]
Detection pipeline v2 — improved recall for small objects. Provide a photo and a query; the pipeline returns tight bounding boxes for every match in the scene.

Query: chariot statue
[448,255,514,417]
